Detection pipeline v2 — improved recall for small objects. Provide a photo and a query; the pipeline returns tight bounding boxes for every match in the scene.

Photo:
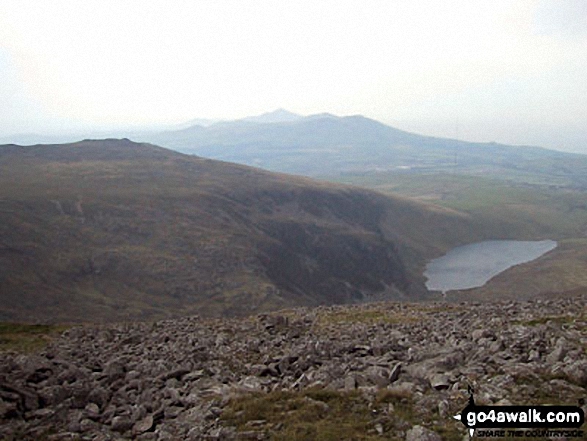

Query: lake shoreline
[424,240,558,293]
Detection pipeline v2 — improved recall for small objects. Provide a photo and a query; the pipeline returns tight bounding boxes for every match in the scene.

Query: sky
[0,0,586,152]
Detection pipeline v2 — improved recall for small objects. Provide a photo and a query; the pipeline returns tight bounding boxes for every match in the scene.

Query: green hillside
[0,139,495,323]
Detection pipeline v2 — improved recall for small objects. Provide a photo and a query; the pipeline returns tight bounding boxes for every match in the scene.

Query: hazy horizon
[1,1,586,153]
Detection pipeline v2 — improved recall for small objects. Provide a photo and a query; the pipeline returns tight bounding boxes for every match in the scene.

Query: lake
[424,240,557,293]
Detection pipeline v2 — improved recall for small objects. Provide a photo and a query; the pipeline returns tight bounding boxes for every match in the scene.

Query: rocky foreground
[1,296,586,440]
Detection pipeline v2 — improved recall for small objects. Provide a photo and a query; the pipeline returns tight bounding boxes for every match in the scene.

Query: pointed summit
[241,108,302,124]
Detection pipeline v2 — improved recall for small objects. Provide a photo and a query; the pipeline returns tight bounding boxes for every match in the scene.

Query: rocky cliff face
[1,295,585,440]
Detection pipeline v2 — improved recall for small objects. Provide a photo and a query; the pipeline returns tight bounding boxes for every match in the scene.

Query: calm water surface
[424,240,557,293]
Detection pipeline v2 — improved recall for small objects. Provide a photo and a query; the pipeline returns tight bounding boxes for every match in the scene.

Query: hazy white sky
[1,0,586,151]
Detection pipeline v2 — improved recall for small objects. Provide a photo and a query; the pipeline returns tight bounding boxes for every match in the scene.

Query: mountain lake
[424,240,557,293]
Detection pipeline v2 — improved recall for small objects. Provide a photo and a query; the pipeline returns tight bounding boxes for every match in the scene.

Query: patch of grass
[315,308,418,328]
[515,315,576,327]
[376,389,463,440]
[409,303,466,314]
[314,304,466,329]
[222,388,416,440]
[0,322,69,353]
[373,388,415,422]
[222,386,465,440]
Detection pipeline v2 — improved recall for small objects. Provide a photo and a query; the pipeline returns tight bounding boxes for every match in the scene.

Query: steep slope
[143,114,587,188]
[0,139,486,323]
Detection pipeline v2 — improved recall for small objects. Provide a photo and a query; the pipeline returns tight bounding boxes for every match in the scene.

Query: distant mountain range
[1,139,499,323]
[3,110,586,188]
[138,110,587,189]
[241,108,303,124]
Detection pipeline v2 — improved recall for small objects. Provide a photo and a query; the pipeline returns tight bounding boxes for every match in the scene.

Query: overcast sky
[1,0,586,152]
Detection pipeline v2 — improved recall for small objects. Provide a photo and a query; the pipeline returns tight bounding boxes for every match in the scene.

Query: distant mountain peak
[305,112,339,120]
[241,109,303,124]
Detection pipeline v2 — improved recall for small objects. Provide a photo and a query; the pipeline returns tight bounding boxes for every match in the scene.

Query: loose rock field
[1,296,586,440]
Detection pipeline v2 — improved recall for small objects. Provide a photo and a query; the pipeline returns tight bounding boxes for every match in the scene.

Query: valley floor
[1,296,586,440]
